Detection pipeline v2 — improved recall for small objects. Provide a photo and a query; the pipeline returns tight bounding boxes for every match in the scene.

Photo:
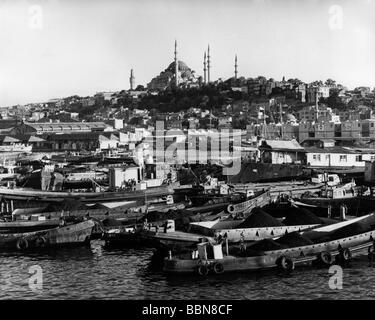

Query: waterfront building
[11,121,112,135]
[305,146,375,168]
[259,139,305,164]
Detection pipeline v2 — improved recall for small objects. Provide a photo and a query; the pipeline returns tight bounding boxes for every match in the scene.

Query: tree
[287,78,303,86]
[135,85,145,91]
[325,79,336,87]
[310,80,324,87]
[320,88,346,110]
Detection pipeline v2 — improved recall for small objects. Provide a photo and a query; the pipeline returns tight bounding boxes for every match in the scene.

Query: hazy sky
[1,0,375,107]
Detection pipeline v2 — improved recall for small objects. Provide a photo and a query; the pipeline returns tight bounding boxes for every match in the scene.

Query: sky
[1,0,375,107]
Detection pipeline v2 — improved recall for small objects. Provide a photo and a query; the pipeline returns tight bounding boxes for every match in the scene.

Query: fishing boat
[226,189,271,217]
[0,185,174,202]
[149,208,369,249]
[103,225,155,247]
[188,217,320,243]
[0,184,174,211]
[0,218,95,250]
[103,216,217,249]
[298,181,367,209]
[163,213,375,275]
[0,218,60,233]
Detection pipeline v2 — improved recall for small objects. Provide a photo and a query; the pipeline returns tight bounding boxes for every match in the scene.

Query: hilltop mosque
[131,41,238,91]
[147,41,208,91]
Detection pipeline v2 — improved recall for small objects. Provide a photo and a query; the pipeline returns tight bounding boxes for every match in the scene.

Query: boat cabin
[196,242,223,260]
[319,182,358,199]
[311,173,341,186]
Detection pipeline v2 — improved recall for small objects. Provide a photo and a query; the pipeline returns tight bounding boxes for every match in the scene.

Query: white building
[306,147,375,168]
[259,139,306,164]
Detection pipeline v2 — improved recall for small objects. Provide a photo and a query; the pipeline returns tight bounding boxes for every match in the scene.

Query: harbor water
[1,240,375,300]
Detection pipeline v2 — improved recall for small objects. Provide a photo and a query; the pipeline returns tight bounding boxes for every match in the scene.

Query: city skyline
[1,0,375,107]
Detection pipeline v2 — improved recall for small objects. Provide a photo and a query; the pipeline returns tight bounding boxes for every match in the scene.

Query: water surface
[1,241,374,299]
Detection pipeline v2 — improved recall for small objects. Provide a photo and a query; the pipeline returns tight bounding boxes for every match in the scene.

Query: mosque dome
[147,42,199,91]
[166,61,191,73]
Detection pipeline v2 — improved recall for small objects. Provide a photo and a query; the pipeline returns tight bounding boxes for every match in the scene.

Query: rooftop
[261,139,305,151]
[23,122,109,132]
[305,146,375,154]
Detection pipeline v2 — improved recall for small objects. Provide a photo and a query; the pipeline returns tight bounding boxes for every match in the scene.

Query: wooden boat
[226,190,271,217]
[103,226,155,247]
[102,216,216,249]
[0,219,60,233]
[0,185,174,212]
[102,225,213,249]
[0,185,174,203]
[188,219,320,243]
[148,212,372,250]
[0,219,95,250]
[298,181,367,209]
[188,210,374,243]
[163,214,375,275]
[230,181,324,200]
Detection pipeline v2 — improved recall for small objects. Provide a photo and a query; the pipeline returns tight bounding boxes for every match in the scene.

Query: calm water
[1,240,375,300]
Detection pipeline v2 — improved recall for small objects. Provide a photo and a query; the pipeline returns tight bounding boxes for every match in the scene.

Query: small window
[372,123,374,128]
[313,154,321,161]
[339,155,347,162]
[356,155,362,162]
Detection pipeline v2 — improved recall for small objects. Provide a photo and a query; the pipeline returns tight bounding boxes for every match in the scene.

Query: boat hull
[163,229,375,274]
[0,220,95,250]
[0,220,60,233]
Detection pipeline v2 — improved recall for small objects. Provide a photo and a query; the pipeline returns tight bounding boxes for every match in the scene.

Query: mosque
[129,41,238,91]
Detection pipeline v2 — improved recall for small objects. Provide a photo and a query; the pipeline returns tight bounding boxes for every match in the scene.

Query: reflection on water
[0,240,374,299]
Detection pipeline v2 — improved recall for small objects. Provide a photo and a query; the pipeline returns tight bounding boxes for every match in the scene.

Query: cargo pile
[282,206,323,226]
[275,231,314,247]
[248,238,286,251]
[238,208,284,228]
[43,198,88,212]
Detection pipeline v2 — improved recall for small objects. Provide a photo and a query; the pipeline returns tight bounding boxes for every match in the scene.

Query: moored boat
[0,218,95,250]
[163,213,375,275]
[298,181,367,209]
[0,219,60,233]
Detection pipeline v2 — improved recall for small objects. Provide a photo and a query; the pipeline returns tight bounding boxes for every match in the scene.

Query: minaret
[234,54,238,80]
[203,52,207,84]
[207,45,211,83]
[174,40,178,87]
[129,69,135,91]
[315,91,319,122]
